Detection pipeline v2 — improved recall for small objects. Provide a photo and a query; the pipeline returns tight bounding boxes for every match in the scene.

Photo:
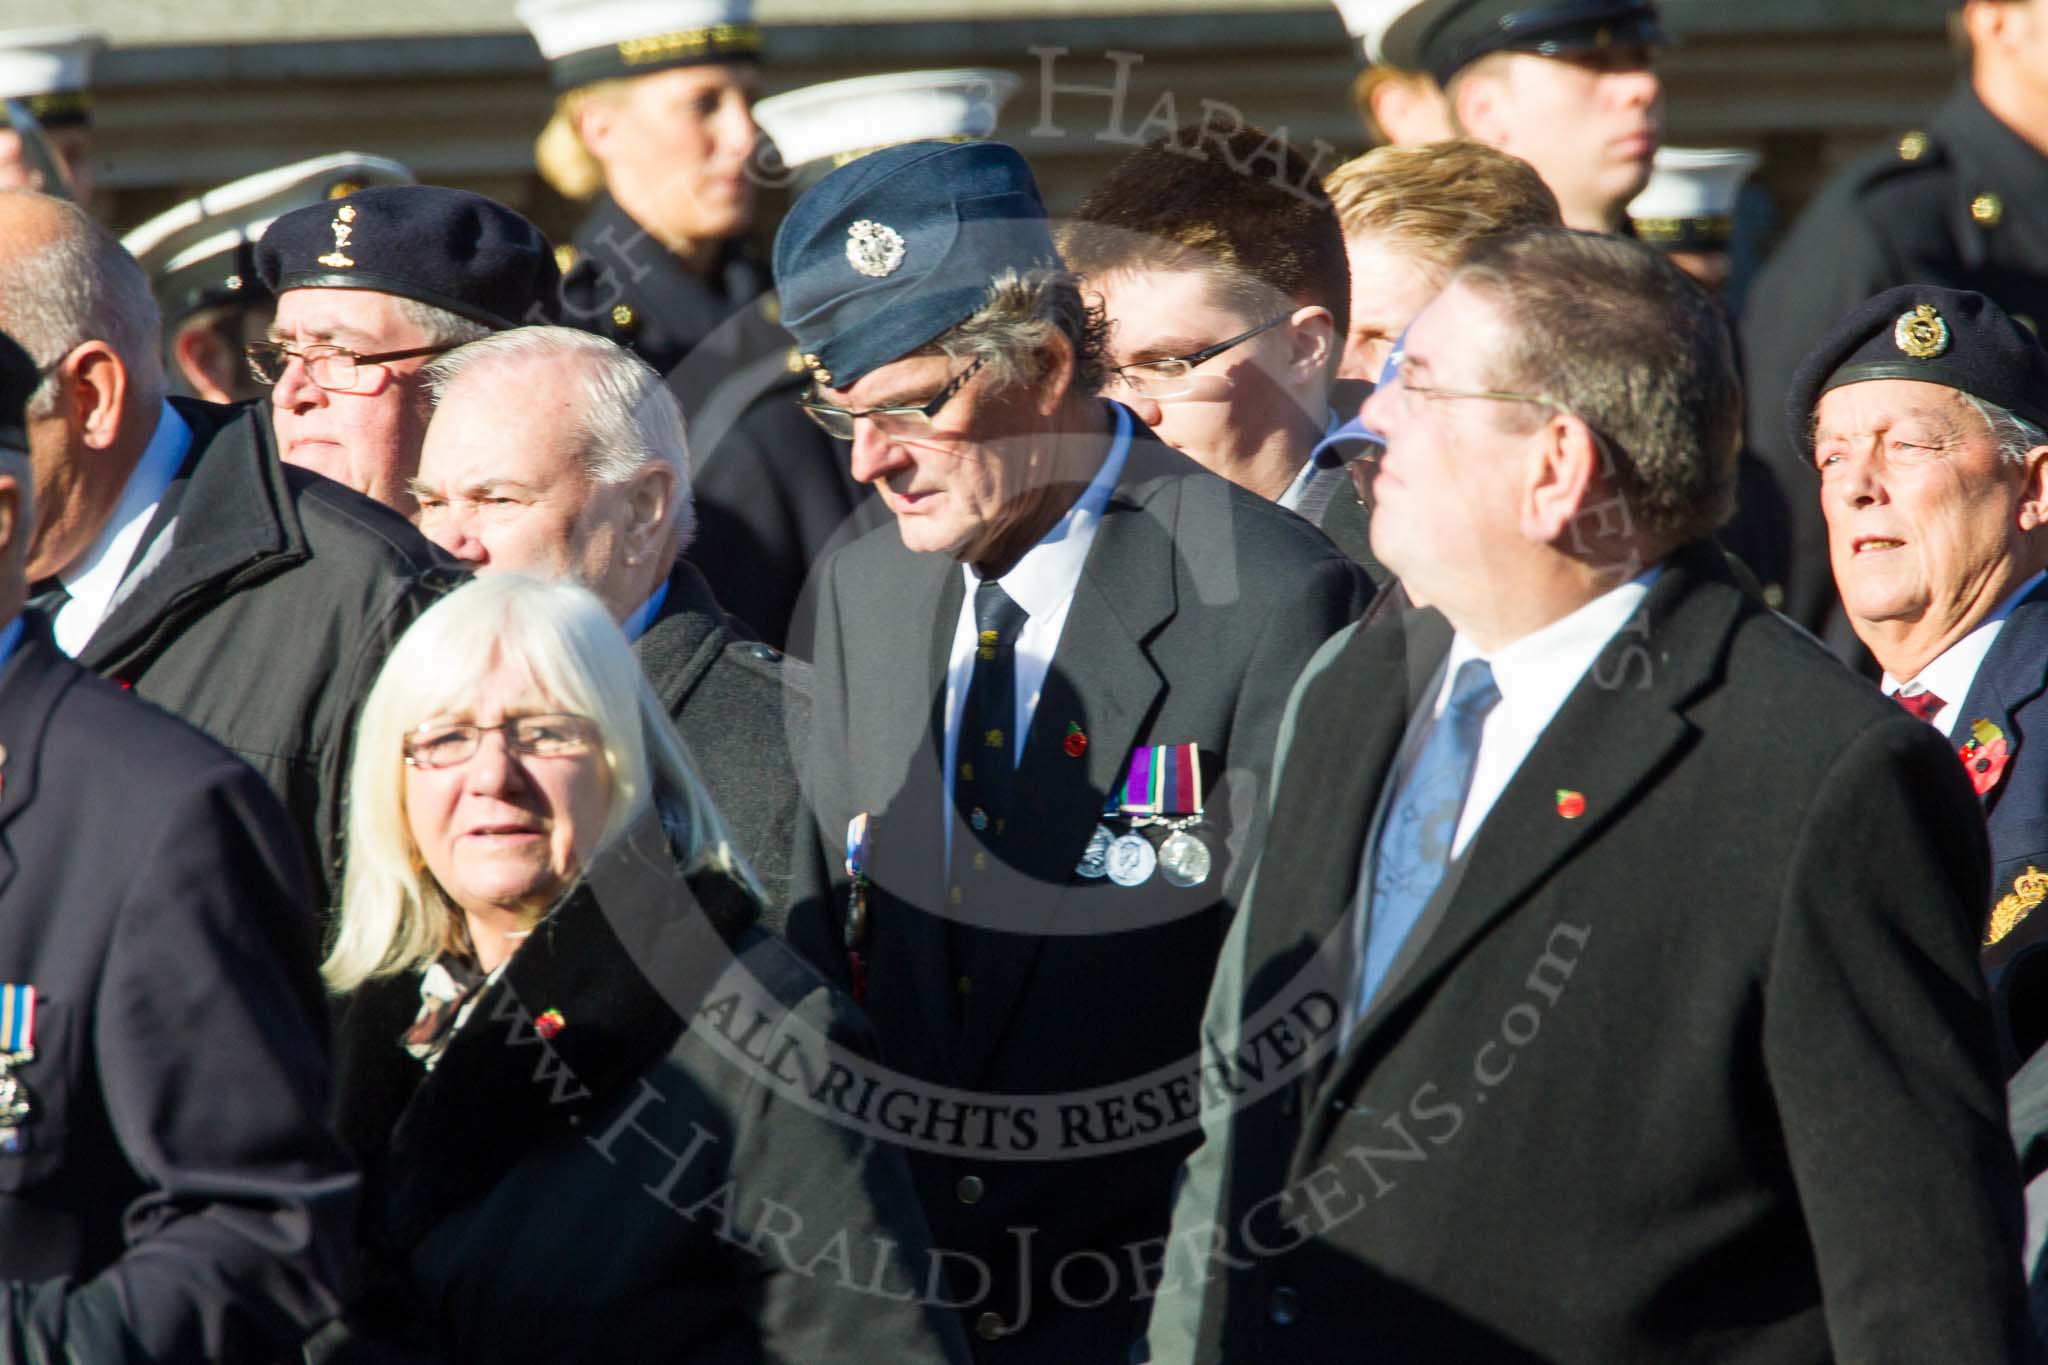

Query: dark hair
[1453,228,1741,548]
[1058,123,1351,367]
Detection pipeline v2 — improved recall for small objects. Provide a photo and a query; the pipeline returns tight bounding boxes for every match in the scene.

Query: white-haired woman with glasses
[310,574,967,1365]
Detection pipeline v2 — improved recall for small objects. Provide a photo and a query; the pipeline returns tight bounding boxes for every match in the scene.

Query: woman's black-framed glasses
[1109,313,1292,399]
[402,714,601,769]
[244,341,447,392]
[797,354,989,440]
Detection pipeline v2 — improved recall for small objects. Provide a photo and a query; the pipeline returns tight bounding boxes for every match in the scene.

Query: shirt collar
[965,401,1131,619]
[1442,567,1663,719]
[1882,568,2048,701]
[621,576,671,644]
[59,399,190,602]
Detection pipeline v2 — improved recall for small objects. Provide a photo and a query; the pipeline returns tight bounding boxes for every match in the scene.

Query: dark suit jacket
[788,421,1371,1362]
[0,612,355,1361]
[1155,543,2036,1363]
[635,559,812,921]
[1949,579,2048,1066]
[321,821,968,1365]
[79,397,455,901]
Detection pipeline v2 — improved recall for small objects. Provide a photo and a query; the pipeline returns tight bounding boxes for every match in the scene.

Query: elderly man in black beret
[0,324,356,1361]
[253,184,559,516]
[1794,285,2048,1058]
[776,139,1370,1361]
[0,188,452,902]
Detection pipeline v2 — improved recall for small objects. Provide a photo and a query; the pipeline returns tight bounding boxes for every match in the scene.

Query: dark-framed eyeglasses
[402,714,602,769]
[244,341,447,392]
[797,354,988,440]
[1108,314,1293,399]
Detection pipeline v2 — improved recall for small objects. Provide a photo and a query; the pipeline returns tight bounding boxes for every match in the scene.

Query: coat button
[957,1175,984,1204]
[1268,1285,1301,1326]
[750,643,781,662]
[975,1311,1005,1340]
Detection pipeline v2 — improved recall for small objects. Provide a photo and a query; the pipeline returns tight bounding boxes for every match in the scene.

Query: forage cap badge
[846,219,906,278]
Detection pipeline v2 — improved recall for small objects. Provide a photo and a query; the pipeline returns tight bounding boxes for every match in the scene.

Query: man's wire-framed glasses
[797,354,989,440]
[1109,313,1292,399]
[244,341,447,392]
[402,714,602,769]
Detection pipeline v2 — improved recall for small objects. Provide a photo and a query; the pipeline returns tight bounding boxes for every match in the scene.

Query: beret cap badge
[1894,303,1950,360]
[317,204,357,270]
[845,219,906,279]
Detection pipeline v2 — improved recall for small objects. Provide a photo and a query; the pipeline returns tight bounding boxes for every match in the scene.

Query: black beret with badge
[1786,285,2048,459]
[254,185,561,330]
[0,328,34,457]
[123,153,415,327]
[772,139,1057,390]
[516,0,760,93]
[1380,0,1665,85]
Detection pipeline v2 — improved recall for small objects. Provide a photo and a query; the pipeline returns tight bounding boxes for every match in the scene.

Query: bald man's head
[0,189,165,416]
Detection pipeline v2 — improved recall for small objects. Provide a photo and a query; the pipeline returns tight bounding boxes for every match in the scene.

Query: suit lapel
[1300,550,1738,1158]
[1948,580,2048,817]
[949,460,1178,1081]
[0,615,81,901]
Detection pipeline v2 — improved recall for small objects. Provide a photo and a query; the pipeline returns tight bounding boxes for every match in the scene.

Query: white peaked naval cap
[754,68,1022,173]
[1330,0,1423,64]
[1629,147,1762,250]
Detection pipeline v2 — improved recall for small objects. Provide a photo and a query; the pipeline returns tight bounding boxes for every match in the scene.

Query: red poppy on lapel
[534,1008,566,1040]
[1064,722,1088,758]
[1960,720,2011,797]
[1555,789,1587,820]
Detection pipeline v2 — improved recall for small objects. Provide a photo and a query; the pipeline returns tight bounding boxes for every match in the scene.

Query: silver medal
[1106,832,1158,888]
[1158,829,1213,888]
[1076,824,1114,879]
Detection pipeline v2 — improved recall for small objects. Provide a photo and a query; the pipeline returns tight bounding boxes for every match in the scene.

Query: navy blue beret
[1381,0,1666,84]
[772,140,1057,389]
[255,185,559,330]
[0,329,31,456]
[1786,285,2048,458]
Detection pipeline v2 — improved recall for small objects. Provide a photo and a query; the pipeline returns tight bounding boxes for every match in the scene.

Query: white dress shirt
[1881,569,2047,737]
[47,400,191,657]
[1431,570,1660,859]
[940,403,1132,858]
[620,577,671,644]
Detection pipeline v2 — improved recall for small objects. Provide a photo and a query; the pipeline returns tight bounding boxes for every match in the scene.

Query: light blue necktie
[1356,658,1501,1017]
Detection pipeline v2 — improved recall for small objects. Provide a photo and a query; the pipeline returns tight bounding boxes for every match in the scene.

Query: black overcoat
[0,612,355,1361]
[635,559,812,921]
[76,397,455,900]
[1149,543,2037,1362]
[787,421,1371,1362]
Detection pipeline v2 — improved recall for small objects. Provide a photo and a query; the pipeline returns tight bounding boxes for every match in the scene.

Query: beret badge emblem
[1893,303,1950,360]
[318,204,357,270]
[846,219,906,278]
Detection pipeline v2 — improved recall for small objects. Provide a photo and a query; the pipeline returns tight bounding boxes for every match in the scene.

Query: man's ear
[174,324,238,405]
[2015,443,2048,534]
[1450,68,1504,146]
[0,469,24,566]
[1523,412,1604,547]
[1035,330,1076,419]
[1286,305,1335,387]
[620,461,679,567]
[59,341,128,453]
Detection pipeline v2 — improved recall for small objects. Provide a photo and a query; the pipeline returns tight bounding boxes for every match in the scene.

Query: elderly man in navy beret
[1794,285,2048,1059]
[252,184,559,515]
[776,140,1370,1362]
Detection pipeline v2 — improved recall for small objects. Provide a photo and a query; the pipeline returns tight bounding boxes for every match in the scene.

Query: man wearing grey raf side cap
[777,139,1370,1362]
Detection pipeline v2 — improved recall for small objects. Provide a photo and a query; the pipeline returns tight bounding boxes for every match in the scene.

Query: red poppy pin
[534,1008,566,1041]
[1555,789,1586,820]
[1064,722,1088,758]
[1960,720,2012,797]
